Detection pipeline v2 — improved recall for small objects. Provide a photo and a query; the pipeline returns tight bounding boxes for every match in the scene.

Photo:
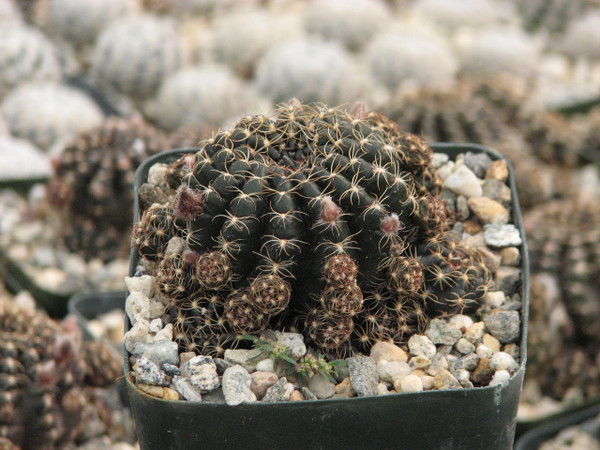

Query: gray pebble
[202,389,227,404]
[425,318,462,345]
[307,373,336,399]
[456,195,470,220]
[164,236,187,258]
[347,356,378,397]
[464,152,492,178]
[161,363,181,377]
[182,355,220,393]
[440,189,457,214]
[455,338,475,354]
[495,267,521,295]
[408,335,436,359]
[224,348,265,372]
[301,387,318,401]
[483,310,520,343]
[222,365,254,406]
[434,369,461,390]
[489,352,519,372]
[278,332,307,360]
[214,358,233,375]
[332,359,350,383]
[134,357,169,386]
[132,340,179,366]
[262,377,294,402]
[481,179,511,205]
[483,224,522,248]
[138,183,168,207]
[171,375,202,402]
[453,353,480,371]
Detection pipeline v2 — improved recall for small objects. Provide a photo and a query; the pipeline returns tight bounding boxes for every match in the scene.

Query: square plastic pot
[125,144,530,450]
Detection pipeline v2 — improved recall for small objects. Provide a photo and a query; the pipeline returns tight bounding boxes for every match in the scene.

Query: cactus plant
[0,23,61,98]
[43,0,141,47]
[133,100,491,359]
[558,11,600,60]
[411,0,517,31]
[0,0,22,23]
[303,0,390,51]
[254,39,370,106]
[46,117,171,262]
[1,83,103,151]
[152,65,256,131]
[0,296,123,448]
[90,14,187,100]
[511,0,596,34]
[365,28,458,93]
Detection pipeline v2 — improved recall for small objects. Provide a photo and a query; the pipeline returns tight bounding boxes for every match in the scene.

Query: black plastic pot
[0,246,70,318]
[125,144,530,450]
[515,400,600,449]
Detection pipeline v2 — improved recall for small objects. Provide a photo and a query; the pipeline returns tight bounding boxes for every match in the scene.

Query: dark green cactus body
[134,101,491,358]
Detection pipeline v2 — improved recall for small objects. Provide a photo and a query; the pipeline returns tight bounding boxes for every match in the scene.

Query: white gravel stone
[171,375,202,402]
[483,291,506,308]
[408,335,437,359]
[476,344,494,359]
[125,275,156,298]
[489,370,511,386]
[483,223,522,248]
[124,318,150,353]
[408,355,431,370]
[436,161,455,180]
[222,365,254,406]
[378,361,412,383]
[255,358,275,373]
[489,352,519,372]
[376,383,389,395]
[147,163,169,188]
[426,354,448,376]
[125,292,148,324]
[425,318,462,345]
[448,315,474,331]
[455,338,476,354]
[482,334,501,353]
[278,332,306,360]
[134,357,169,386]
[398,374,423,393]
[452,369,471,383]
[182,355,220,393]
[133,340,179,366]
[152,323,173,342]
[463,322,485,343]
[432,153,449,168]
[263,377,294,402]
[443,165,482,198]
[421,375,435,390]
[370,342,408,363]
[149,318,163,333]
[347,356,378,397]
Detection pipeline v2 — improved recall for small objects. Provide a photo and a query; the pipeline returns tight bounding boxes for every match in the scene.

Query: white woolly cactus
[91,15,187,99]
[365,28,458,92]
[0,23,61,98]
[0,136,53,180]
[210,9,299,78]
[254,38,370,105]
[152,65,257,131]
[410,0,518,31]
[455,26,541,78]
[44,0,141,46]
[303,0,391,51]
[560,12,600,61]
[1,83,103,151]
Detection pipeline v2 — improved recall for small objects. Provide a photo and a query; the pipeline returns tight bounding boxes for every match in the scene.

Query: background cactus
[0,296,124,448]
[46,117,171,261]
[133,101,491,359]
[558,12,600,61]
[0,136,53,181]
[302,0,391,51]
[1,83,104,151]
[254,39,370,106]
[0,0,21,23]
[0,23,62,98]
[511,0,597,34]
[90,14,187,100]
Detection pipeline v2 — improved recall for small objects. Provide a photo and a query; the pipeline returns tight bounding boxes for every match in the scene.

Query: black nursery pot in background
[125,145,530,450]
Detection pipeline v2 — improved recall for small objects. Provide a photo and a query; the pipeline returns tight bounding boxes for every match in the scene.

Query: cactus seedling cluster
[47,117,170,261]
[133,101,491,359]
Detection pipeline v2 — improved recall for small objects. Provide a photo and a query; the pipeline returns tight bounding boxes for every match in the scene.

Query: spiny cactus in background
[254,39,370,106]
[168,123,216,150]
[133,100,491,359]
[42,0,141,47]
[90,14,187,100]
[456,26,541,79]
[210,9,291,79]
[46,118,170,262]
[152,65,257,131]
[558,11,600,60]
[411,0,517,31]
[0,23,61,98]
[0,297,123,448]
[525,199,600,352]
[1,83,103,151]
[303,0,390,51]
[365,29,457,93]
[511,0,597,34]
[525,273,600,401]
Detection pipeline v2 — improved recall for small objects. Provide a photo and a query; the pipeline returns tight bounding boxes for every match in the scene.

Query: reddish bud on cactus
[183,249,201,266]
[380,213,401,235]
[174,185,205,221]
[320,196,341,224]
[350,101,367,120]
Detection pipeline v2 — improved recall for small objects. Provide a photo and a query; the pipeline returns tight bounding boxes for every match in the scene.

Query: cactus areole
[133,101,491,358]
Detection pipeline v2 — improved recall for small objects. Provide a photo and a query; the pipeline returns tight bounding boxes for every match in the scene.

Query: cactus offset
[133,101,491,358]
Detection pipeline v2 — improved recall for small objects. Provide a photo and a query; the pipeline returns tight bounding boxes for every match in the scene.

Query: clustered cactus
[0,297,122,448]
[46,117,170,261]
[133,101,491,359]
